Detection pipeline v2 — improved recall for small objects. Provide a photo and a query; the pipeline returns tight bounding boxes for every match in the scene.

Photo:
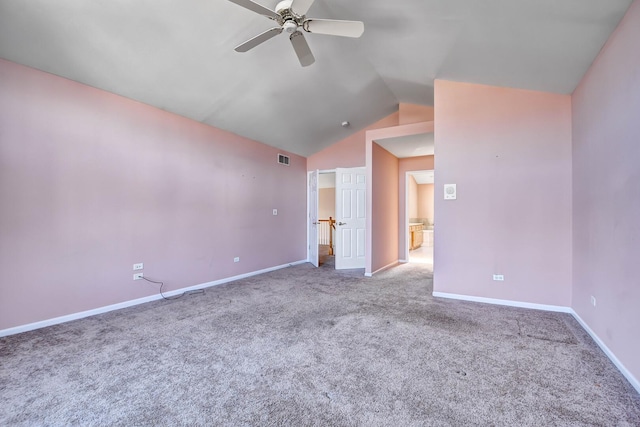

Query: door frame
[307,170,319,267]
[307,169,339,266]
[365,121,434,276]
[405,169,434,263]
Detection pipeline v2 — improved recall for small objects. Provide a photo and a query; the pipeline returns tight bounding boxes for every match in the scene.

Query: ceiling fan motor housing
[283,21,298,34]
[276,0,306,34]
[277,0,303,34]
[275,0,295,16]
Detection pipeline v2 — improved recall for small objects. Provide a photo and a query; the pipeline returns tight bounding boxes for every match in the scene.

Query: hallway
[409,238,433,269]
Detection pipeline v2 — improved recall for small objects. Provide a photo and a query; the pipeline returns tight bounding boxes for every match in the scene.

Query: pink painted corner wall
[318,188,336,219]
[398,156,434,261]
[408,176,419,218]
[307,112,399,171]
[571,0,640,384]
[369,143,399,274]
[0,59,307,331]
[399,103,435,125]
[434,80,572,306]
[418,184,435,224]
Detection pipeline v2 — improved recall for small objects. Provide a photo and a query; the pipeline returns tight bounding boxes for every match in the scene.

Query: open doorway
[407,170,434,269]
[369,122,434,274]
[309,168,367,271]
[317,172,336,267]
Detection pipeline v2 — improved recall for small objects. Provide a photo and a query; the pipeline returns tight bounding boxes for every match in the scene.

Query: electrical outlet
[133,272,144,280]
[591,296,596,307]
[133,263,143,271]
[273,209,278,216]
[493,274,505,281]
[234,257,240,263]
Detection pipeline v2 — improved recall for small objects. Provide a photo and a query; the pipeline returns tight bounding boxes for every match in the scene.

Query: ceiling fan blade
[227,0,280,20]
[290,0,315,15]
[289,32,315,67]
[304,19,364,38]
[235,27,283,52]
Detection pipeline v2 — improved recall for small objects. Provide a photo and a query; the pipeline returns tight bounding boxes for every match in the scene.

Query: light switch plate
[444,184,457,200]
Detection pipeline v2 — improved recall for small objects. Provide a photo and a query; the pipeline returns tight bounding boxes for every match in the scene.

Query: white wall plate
[444,184,457,200]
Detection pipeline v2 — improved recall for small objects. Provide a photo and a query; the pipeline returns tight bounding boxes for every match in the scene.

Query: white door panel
[335,167,366,269]
[357,228,366,258]
[308,170,319,267]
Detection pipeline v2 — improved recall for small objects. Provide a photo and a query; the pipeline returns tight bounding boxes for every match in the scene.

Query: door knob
[338,222,347,226]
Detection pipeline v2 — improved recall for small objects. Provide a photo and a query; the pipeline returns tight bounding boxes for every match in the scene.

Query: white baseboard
[0,260,307,338]
[433,291,640,394]
[571,311,640,394]
[432,292,573,313]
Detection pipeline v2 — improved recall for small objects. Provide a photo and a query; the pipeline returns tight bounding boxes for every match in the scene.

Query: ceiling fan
[227,0,364,67]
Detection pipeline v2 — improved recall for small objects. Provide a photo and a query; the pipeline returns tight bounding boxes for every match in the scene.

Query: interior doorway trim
[365,121,434,276]
[404,169,434,264]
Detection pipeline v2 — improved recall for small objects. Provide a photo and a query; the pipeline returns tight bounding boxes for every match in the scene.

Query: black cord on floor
[141,276,204,300]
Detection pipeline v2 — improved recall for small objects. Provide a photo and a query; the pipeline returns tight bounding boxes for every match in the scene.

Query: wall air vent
[277,154,290,166]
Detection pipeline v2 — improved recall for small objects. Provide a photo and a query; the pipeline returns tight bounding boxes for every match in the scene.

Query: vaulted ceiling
[0,0,633,156]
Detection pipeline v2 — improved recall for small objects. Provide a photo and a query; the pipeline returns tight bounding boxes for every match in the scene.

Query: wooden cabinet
[409,223,424,250]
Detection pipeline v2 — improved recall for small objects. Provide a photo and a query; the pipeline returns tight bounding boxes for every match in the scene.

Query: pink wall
[398,156,434,261]
[571,0,640,384]
[0,59,307,331]
[418,184,435,224]
[399,104,435,125]
[307,113,399,171]
[369,143,399,274]
[408,176,419,218]
[434,80,572,306]
[318,188,336,219]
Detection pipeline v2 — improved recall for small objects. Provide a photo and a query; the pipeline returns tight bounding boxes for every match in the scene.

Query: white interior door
[308,170,319,267]
[335,167,366,269]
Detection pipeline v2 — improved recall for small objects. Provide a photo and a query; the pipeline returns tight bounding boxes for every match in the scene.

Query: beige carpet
[1,262,639,426]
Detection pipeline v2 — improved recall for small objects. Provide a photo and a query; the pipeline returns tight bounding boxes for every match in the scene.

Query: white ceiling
[0,0,633,157]
[375,133,435,159]
[410,171,435,185]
